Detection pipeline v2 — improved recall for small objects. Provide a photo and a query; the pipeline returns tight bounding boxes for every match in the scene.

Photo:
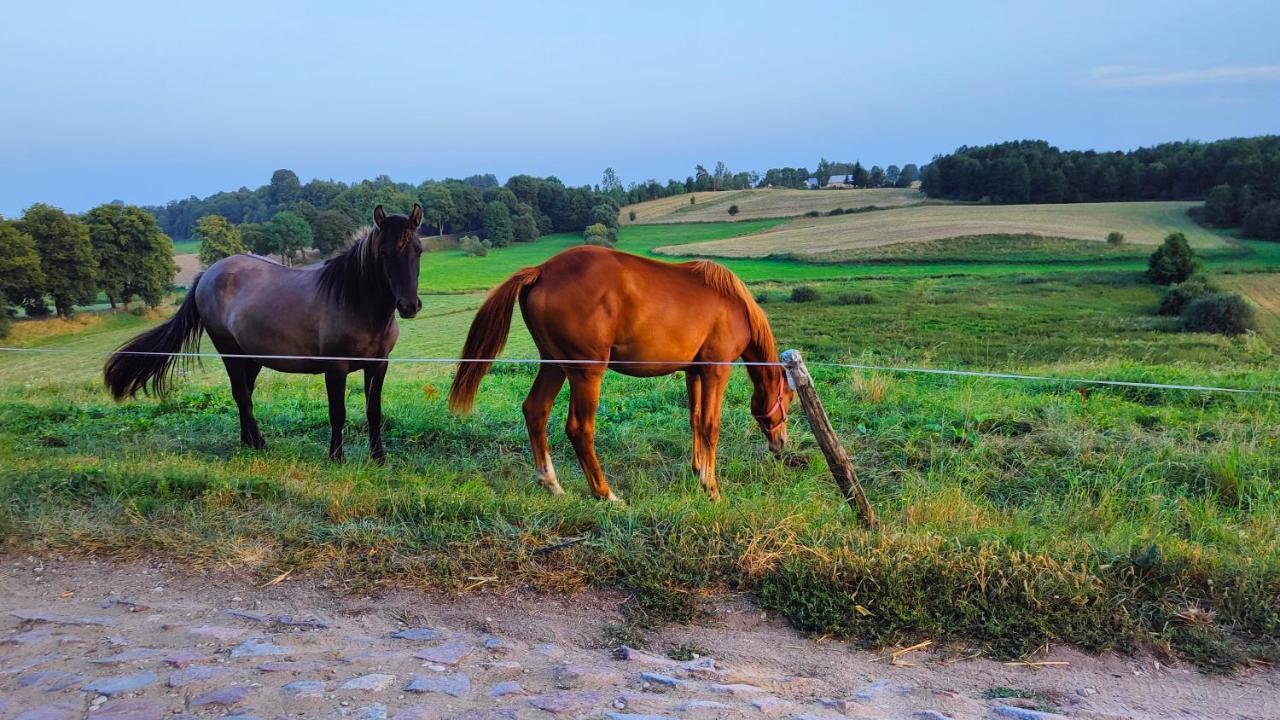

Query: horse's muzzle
[397,299,422,318]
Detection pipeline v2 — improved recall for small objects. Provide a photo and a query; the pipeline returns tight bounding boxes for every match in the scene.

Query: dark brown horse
[448,245,792,501]
[104,204,424,462]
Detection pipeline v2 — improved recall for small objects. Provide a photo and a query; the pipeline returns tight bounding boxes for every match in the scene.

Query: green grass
[172,238,200,255]
[1,263,1278,670]
[424,224,1280,294]
[419,220,786,292]
[805,233,1245,264]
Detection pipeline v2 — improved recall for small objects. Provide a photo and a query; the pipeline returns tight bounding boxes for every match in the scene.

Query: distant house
[806,175,854,189]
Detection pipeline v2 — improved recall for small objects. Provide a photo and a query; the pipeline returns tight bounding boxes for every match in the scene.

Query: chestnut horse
[104,204,424,463]
[448,245,792,501]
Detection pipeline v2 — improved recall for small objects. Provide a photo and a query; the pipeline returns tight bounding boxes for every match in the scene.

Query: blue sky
[2,0,1277,216]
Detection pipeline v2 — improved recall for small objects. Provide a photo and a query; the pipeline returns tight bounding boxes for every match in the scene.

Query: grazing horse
[104,204,424,462]
[448,245,792,501]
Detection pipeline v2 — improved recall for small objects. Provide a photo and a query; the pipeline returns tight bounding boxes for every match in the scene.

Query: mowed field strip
[653,201,1229,259]
[1220,273,1280,346]
[622,187,924,224]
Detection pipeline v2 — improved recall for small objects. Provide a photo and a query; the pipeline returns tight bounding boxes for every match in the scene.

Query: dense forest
[152,158,925,241]
[148,170,621,245]
[921,136,1280,239]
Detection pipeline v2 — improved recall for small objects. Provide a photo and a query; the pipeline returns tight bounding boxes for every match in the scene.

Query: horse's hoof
[707,491,722,502]
[604,492,626,505]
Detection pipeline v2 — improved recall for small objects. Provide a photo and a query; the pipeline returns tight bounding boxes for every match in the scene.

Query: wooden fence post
[780,349,879,530]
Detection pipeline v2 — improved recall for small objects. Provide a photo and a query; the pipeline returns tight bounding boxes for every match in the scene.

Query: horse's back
[524,246,752,368]
[195,255,336,366]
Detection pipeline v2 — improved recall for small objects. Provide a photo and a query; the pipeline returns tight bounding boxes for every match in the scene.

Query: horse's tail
[689,260,778,360]
[448,266,541,414]
[104,273,206,400]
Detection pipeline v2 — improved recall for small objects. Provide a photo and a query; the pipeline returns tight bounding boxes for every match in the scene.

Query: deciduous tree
[266,211,313,265]
[0,221,46,331]
[481,201,514,247]
[86,204,177,308]
[18,204,96,316]
[311,209,356,255]
[194,215,247,267]
[1147,232,1200,285]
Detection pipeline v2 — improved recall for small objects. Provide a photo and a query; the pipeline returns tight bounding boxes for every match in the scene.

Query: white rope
[1,346,1276,396]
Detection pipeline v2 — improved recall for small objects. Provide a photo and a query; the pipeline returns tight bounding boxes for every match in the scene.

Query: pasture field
[2,241,1278,670]
[171,238,201,254]
[420,221,1280,295]
[652,201,1231,259]
[621,187,924,224]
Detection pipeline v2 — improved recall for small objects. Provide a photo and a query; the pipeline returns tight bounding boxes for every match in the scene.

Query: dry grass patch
[654,201,1229,258]
[623,187,923,224]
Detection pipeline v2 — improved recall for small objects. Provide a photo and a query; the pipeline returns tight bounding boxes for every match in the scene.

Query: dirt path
[1,553,1275,720]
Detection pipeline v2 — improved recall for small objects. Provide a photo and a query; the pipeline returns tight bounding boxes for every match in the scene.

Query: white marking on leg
[699,466,720,501]
[536,453,564,495]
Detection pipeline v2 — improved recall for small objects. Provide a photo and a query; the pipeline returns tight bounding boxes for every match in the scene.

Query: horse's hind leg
[686,370,704,476]
[242,362,266,449]
[695,365,731,501]
[564,367,619,502]
[363,362,388,464]
[222,358,266,450]
[522,364,566,495]
[324,370,347,462]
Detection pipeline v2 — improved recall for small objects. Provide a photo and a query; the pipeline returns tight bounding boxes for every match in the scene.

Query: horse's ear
[409,203,423,229]
[373,205,386,228]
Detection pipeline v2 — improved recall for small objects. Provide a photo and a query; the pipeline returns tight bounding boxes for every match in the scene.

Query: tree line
[149,170,623,251]
[607,158,922,206]
[920,136,1280,240]
[0,204,176,335]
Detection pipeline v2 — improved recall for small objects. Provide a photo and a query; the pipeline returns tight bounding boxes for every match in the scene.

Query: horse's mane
[687,260,778,360]
[317,225,381,313]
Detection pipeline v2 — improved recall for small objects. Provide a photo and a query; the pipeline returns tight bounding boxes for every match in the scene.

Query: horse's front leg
[363,362,388,464]
[565,367,620,502]
[696,366,731,501]
[324,369,347,462]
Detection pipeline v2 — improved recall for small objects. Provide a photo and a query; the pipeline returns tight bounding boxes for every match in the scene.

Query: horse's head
[751,367,794,456]
[372,204,424,318]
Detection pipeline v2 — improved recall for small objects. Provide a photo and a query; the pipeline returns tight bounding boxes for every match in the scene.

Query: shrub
[460,235,491,257]
[727,205,739,216]
[21,298,50,317]
[1158,275,1218,316]
[1243,200,1280,241]
[583,223,618,247]
[1146,232,1200,285]
[628,210,637,222]
[1106,231,1125,245]
[1180,292,1256,335]
[827,207,845,216]
[754,292,769,304]
[690,196,696,205]
[790,286,820,303]
[836,291,877,305]
[1203,184,1238,227]
[803,210,821,218]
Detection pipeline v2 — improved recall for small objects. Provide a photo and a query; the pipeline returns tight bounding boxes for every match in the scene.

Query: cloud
[1085,64,1280,88]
